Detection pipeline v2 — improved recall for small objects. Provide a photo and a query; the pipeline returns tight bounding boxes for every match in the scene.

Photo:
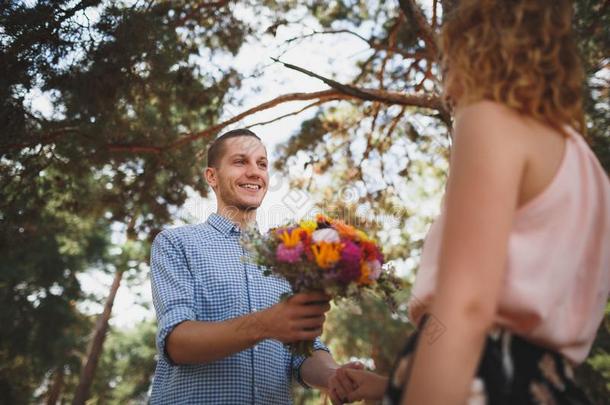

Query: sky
[72,6,381,328]
[28,1,443,329]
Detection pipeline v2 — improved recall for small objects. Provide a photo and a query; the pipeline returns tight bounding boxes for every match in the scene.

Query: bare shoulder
[452,100,532,158]
[454,101,531,140]
[455,99,512,118]
[452,100,566,207]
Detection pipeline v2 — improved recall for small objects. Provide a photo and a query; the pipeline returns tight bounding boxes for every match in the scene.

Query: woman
[333,0,610,404]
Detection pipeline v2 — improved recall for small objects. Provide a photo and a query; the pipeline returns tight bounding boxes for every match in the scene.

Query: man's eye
[234,160,244,164]
[259,162,268,169]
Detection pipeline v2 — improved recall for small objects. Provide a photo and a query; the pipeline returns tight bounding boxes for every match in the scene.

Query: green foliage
[1,0,248,235]
[574,0,610,173]
[0,0,254,402]
[88,320,157,405]
[309,0,371,28]
[285,1,610,403]
[0,168,105,403]
[1,1,608,403]
[325,292,413,373]
[576,304,610,404]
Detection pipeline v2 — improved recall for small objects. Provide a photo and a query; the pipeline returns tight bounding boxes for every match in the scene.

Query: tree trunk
[72,269,124,405]
[46,366,64,405]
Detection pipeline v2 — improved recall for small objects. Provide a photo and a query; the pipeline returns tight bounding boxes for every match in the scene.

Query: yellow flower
[299,220,317,236]
[356,230,371,242]
[278,229,302,248]
[311,242,342,269]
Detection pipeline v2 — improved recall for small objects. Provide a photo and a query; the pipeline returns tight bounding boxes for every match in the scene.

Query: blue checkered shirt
[149,213,329,404]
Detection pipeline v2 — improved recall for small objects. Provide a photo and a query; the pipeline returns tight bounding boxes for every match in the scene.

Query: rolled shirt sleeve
[150,231,196,364]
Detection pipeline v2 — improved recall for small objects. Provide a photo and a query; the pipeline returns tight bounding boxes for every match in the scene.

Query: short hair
[206,128,262,168]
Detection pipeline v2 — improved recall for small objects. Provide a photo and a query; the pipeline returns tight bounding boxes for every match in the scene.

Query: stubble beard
[218,183,264,214]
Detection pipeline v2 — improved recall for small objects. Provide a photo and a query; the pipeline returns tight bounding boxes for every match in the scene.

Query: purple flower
[337,240,363,283]
[276,242,304,263]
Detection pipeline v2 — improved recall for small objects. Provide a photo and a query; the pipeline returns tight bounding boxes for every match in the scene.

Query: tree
[1,0,249,402]
[0,166,107,403]
[1,0,608,403]
[58,320,157,405]
[268,1,609,403]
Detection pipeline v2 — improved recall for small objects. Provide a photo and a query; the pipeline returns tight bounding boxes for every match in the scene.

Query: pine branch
[31,79,448,156]
[271,58,449,122]
[245,99,337,129]
[109,71,450,154]
[2,127,80,154]
[168,90,344,150]
[398,0,439,60]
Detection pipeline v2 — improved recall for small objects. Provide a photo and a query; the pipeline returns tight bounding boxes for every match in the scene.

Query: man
[150,129,355,404]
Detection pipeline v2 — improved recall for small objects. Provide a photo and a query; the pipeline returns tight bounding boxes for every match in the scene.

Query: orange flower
[358,262,373,285]
[278,229,303,248]
[316,213,332,224]
[331,219,360,239]
[311,241,342,269]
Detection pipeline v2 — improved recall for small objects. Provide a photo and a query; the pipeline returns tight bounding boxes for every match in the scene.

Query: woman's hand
[341,369,389,403]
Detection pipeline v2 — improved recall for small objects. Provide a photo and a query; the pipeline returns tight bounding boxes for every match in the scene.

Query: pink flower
[367,260,382,281]
[337,240,363,283]
[276,242,304,263]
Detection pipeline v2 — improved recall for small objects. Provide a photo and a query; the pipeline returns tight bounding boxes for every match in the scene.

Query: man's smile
[239,183,263,191]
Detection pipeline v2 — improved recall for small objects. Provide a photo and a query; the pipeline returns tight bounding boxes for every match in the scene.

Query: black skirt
[384,315,593,405]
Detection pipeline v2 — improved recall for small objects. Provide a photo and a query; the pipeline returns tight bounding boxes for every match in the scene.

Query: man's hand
[258,292,331,343]
[343,369,389,403]
[326,361,365,404]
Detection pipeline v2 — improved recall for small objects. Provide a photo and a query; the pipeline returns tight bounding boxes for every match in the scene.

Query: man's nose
[245,162,264,177]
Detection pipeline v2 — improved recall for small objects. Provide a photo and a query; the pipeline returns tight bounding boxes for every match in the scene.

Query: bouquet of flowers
[243,214,403,356]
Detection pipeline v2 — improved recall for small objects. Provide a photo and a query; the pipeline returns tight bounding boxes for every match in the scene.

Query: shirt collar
[207,213,241,236]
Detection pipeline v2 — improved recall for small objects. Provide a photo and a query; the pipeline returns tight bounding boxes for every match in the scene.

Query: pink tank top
[409,127,610,364]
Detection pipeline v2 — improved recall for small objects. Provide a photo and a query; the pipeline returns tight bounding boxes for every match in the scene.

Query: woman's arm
[402,101,527,405]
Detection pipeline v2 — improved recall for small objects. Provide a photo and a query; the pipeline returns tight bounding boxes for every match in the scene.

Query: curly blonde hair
[441,0,585,134]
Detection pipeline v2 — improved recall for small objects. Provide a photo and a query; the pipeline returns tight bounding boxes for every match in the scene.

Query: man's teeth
[240,184,260,190]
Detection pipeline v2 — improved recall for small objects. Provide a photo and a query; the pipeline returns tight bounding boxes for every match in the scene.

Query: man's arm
[299,350,339,389]
[151,231,330,365]
[166,293,331,364]
[300,351,366,405]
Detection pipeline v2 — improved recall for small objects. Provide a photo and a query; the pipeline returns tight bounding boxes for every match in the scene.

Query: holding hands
[257,293,391,403]
[327,363,388,404]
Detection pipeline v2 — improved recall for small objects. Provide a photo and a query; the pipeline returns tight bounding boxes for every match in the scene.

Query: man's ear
[204,167,217,190]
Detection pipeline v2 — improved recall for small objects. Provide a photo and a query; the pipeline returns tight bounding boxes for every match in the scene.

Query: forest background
[1,0,608,404]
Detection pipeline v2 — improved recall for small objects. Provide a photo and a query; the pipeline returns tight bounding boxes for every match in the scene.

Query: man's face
[206,136,269,211]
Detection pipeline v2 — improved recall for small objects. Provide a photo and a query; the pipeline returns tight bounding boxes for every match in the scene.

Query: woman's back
[410,101,610,364]
[388,1,606,404]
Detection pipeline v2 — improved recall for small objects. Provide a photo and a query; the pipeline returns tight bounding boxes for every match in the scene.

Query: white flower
[312,228,340,243]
